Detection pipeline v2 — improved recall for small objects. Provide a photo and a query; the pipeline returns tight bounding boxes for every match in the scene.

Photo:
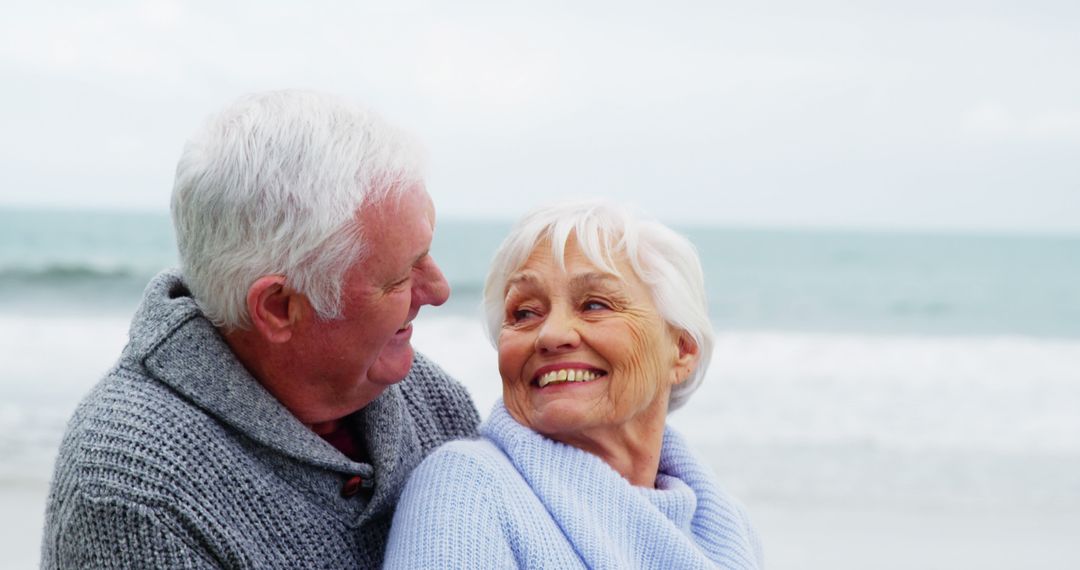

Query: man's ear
[246,275,304,343]
[672,331,700,386]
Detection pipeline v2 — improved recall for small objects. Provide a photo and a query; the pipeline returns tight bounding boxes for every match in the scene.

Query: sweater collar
[481,400,760,569]
[126,269,386,478]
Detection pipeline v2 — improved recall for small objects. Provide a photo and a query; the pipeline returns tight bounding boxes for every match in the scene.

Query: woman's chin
[520,400,602,439]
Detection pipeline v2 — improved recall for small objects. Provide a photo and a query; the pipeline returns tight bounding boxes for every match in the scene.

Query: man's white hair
[171,90,425,330]
[482,200,714,411]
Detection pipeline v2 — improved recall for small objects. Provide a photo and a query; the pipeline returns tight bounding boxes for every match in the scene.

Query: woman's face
[497,236,693,447]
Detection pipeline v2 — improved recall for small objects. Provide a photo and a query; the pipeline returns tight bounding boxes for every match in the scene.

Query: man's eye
[386,276,410,291]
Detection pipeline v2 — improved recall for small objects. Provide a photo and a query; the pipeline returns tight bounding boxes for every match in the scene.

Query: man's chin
[366,344,416,386]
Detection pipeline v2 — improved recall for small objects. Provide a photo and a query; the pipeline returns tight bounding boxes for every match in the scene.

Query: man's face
[291,186,449,421]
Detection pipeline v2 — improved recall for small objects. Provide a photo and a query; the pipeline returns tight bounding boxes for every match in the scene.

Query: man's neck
[222,327,383,428]
[308,418,343,436]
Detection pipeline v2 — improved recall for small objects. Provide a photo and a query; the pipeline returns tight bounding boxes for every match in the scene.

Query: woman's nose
[535,309,580,354]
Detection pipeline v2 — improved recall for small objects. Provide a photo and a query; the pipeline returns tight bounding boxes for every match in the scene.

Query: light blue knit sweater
[384,402,763,569]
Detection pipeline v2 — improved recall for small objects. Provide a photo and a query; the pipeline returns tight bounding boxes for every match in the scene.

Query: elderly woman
[384,201,763,569]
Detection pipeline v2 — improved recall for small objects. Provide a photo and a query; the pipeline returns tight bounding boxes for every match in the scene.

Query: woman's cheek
[498,331,531,391]
[611,320,668,412]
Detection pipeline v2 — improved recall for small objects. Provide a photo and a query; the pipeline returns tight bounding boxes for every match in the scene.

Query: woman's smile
[532,363,609,388]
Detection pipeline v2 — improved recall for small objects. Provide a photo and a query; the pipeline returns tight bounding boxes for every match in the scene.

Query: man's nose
[415,256,450,307]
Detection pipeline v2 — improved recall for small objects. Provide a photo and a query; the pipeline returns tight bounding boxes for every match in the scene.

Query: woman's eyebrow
[569,272,621,290]
[506,271,541,288]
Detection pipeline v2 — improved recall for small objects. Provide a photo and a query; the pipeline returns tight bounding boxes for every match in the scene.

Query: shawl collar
[481,401,760,570]
[126,269,373,477]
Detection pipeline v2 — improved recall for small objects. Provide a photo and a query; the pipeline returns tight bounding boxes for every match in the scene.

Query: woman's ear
[246,275,305,343]
[672,331,700,385]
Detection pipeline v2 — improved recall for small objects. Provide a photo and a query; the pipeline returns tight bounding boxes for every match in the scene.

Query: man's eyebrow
[411,249,430,266]
[389,250,429,285]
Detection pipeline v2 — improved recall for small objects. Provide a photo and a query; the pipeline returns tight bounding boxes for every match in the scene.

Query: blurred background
[2,1,1079,568]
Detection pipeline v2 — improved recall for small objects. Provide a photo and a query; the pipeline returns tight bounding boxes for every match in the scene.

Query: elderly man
[40,91,479,568]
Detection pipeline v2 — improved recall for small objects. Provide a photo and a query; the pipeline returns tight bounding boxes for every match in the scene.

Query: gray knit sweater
[39,270,480,569]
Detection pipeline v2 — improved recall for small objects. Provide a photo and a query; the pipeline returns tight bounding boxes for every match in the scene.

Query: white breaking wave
[414,316,1080,509]
[414,317,1080,455]
[5,314,1079,508]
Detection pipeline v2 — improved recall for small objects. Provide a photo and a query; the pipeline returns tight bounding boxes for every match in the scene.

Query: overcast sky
[2,0,1078,232]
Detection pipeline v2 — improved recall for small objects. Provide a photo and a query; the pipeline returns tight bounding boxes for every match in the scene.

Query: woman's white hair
[483,200,714,411]
[171,90,424,330]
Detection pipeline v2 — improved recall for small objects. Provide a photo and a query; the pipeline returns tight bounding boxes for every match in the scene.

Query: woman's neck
[552,402,669,488]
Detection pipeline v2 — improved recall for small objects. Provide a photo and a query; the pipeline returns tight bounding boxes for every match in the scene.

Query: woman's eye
[511,308,537,322]
[582,300,610,311]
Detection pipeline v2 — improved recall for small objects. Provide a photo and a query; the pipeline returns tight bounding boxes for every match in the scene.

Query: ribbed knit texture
[384,401,764,569]
[40,269,480,569]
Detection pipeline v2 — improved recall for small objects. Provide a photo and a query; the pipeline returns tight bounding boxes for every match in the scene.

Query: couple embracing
[40,91,763,569]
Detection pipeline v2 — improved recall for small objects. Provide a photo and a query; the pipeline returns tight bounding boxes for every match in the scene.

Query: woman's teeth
[536,369,602,388]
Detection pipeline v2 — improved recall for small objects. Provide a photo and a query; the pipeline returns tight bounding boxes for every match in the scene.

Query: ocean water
[5,209,1080,335]
[3,208,1079,512]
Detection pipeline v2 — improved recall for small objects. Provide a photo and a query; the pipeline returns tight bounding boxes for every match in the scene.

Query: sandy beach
[4,482,48,570]
[9,479,1079,569]
[752,502,1080,569]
